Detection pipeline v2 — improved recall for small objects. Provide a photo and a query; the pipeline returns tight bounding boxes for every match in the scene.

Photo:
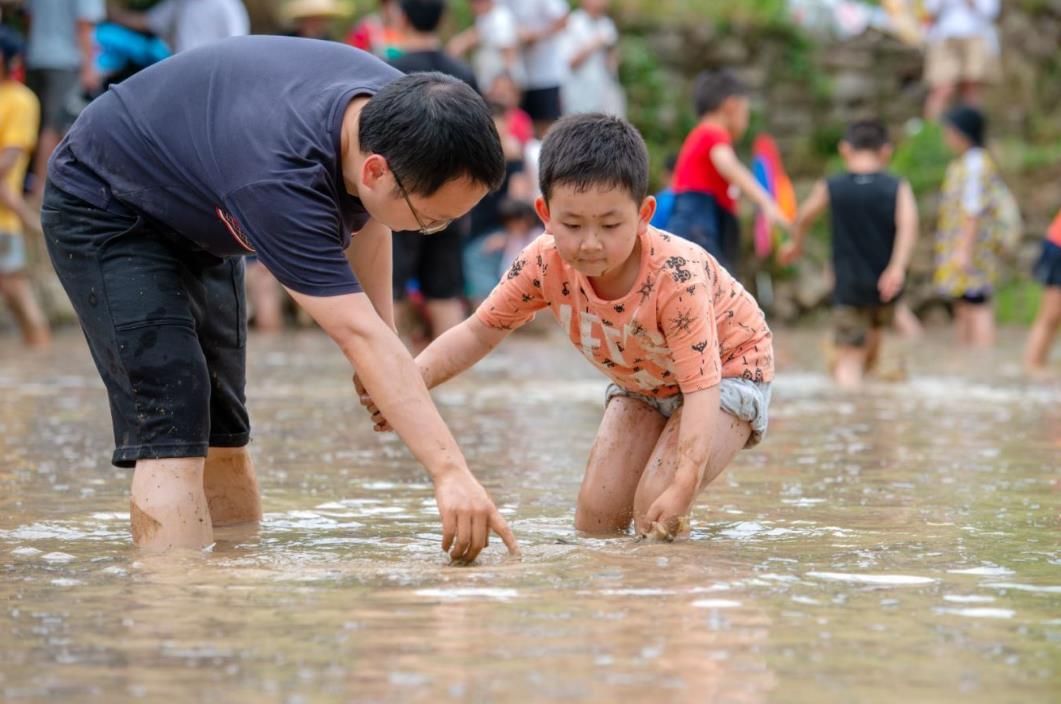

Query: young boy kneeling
[361,114,773,540]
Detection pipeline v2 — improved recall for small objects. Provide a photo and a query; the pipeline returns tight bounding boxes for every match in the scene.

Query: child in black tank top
[778,120,919,388]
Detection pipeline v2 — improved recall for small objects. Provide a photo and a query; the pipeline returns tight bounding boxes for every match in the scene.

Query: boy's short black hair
[538,113,649,204]
[0,27,23,72]
[693,68,749,116]
[664,153,678,172]
[498,198,537,225]
[399,0,446,33]
[843,119,890,151]
[360,71,505,196]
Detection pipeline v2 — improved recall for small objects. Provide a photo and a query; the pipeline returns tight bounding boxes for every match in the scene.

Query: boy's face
[470,0,493,16]
[535,183,656,279]
[723,96,750,139]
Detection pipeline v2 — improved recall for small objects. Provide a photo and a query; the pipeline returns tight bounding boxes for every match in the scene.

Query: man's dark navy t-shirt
[48,36,403,297]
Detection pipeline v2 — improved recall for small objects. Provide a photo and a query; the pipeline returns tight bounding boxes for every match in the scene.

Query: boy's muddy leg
[576,397,665,534]
[0,273,51,347]
[632,405,751,535]
[203,447,262,527]
[130,458,213,551]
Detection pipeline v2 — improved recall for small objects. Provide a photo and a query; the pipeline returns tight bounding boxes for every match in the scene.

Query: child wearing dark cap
[934,105,1006,347]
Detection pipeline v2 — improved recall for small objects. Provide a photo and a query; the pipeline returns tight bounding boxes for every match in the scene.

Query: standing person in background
[389,0,479,341]
[347,0,405,60]
[779,120,919,388]
[447,0,522,90]
[561,0,624,117]
[1023,209,1061,375]
[933,105,1004,348]
[110,0,249,54]
[283,0,348,41]
[668,69,791,275]
[923,0,1000,119]
[0,27,49,347]
[24,0,104,200]
[501,0,569,138]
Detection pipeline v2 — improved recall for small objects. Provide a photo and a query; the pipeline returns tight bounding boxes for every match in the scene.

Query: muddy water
[1,328,1058,703]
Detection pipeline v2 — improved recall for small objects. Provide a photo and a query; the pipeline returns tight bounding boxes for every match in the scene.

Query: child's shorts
[605,379,772,448]
[833,303,894,347]
[1034,240,1061,288]
[0,232,27,274]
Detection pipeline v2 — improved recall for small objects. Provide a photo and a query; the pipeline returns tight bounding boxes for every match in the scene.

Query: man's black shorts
[41,183,250,468]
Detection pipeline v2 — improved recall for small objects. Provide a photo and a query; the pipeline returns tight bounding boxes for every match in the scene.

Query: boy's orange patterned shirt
[476,227,774,398]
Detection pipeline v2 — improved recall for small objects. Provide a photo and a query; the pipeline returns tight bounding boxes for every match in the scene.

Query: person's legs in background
[0,232,50,347]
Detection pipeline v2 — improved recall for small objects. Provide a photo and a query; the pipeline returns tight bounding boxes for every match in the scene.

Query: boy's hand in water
[435,470,520,563]
[354,373,392,432]
[639,479,696,541]
[878,265,905,302]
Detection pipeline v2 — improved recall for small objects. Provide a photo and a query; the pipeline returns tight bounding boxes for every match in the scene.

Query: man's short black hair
[538,113,649,204]
[843,119,891,151]
[693,68,749,116]
[400,0,446,33]
[360,71,505,196]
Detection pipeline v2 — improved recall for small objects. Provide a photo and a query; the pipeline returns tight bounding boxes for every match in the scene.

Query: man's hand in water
[353,372,518,562]
[435,469,520,563]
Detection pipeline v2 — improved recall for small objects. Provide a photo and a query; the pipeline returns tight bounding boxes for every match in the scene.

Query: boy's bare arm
[357,316,510,433]
[288,288,519,561]
[345,218,395,329]
[419,316,510,389]
[879,181,919,302]
[710,144,792,230]
[778,180,828,265]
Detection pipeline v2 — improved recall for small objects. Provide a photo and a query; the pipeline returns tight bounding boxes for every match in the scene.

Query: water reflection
[1,328,1058,702]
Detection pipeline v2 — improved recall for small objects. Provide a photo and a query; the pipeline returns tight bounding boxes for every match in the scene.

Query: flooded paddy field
[1,327,1058,703]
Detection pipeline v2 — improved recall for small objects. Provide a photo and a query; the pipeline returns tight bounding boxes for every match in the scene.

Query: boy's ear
[838,141,852,160]
[880,144,895,162]
[638,196,657,233]
[534,196,550,227]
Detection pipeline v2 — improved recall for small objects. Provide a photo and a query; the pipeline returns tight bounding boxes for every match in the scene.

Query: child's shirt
[476,226,774,398]
[1047,209,1061,248]
[826,171,901,307]
[0,81,39,236]
[672,123,737,214]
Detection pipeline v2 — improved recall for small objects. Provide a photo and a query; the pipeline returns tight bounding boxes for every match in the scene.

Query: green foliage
[891,121,951,198]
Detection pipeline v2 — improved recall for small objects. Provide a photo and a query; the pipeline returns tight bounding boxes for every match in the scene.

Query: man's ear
[361,154,391,193]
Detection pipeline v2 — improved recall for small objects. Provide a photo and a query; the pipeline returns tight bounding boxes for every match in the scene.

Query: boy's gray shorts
[605,378,773,448]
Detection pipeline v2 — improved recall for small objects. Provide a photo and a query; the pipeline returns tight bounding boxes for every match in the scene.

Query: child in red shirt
[360,114,774,541]
[669,69,790,273]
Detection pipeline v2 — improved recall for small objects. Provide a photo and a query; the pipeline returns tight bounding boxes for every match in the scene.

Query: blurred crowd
[0,0,1055,374]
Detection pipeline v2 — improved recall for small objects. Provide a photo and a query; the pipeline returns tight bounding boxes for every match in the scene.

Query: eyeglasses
[392,170,451,235]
